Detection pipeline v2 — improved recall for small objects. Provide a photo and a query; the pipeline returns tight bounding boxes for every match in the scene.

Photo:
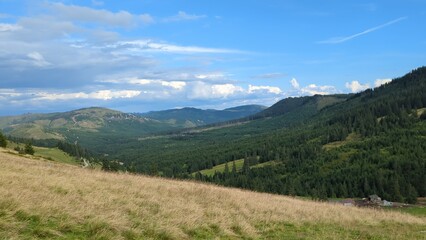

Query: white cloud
[345,81,370,93]
[91,90,141,100]
[128,78,153,85]
[212,84,243,97]
[0,89,22,97]
[374,78,392,87]
[301,84,337,95]
[110,40,240,54]
[164,11,206,22]
[161,81,186,90]
[112,77,187,90]
[27,52,51,67]
[49,2,153,26]
[0,23,22,32]
[195,73,226,80]
[252,73,285,79]
[248,85,282,94]
[36,90,141,101]
[290,78,300,89]
[189,82,243,99]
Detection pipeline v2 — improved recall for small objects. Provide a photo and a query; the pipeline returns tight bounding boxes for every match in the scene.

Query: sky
[0,0,425,115]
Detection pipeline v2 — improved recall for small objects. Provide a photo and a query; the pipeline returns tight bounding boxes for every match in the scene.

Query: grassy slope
[0,150,425,240]
[33,147,80,166]
[197,159,244,176]
[6,141,79,166]
[196,159,279,176]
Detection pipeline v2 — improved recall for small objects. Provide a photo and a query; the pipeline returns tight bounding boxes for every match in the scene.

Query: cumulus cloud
[36,90,141,101]
[286,78,338,96]
[248,85,282,94]
[164,11,206,22]
[301,84,337,95]
[212,84,243,97]
[374,78,392,87]
[290,78,300,89]
[189,82,243,99]
[161,81,186,90]
[345,81,370,93]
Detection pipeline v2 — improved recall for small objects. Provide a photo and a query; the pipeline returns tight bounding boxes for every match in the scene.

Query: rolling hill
[251,94,348,119]
[0,107,161,140]
[0,149,424,239]
[0,105,265,151]
[138,105,266,127]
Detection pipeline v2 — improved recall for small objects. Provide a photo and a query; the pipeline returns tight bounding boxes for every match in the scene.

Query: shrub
[24,143,35,155]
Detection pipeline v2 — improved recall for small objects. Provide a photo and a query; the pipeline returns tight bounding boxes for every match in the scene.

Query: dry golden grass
[0,149,425,239]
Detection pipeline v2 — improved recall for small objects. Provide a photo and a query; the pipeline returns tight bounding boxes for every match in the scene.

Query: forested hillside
[111,67,426,203]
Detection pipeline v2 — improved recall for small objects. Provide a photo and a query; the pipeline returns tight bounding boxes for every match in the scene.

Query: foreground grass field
[0,149,425,239]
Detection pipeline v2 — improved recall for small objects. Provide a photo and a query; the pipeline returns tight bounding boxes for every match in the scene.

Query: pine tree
[405,184,418,204]
[0,131,6,148]
[24,143,34,155]
[242,157,250,174]
[231,161,237,175]
[224,162,230,177]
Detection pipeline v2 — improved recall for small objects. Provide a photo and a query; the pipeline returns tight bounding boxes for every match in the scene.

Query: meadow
[0,149,425,239]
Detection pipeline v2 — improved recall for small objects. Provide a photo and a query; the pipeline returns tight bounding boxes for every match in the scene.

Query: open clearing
[0,149,425,239]
[33,147,80,166]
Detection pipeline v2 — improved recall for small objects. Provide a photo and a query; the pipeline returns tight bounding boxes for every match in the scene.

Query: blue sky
[0,0,425,115]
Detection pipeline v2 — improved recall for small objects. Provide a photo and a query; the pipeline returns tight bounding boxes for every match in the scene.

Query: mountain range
[0,105,266,142]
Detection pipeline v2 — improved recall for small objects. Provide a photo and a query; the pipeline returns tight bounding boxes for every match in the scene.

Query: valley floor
[0,149,425,239]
